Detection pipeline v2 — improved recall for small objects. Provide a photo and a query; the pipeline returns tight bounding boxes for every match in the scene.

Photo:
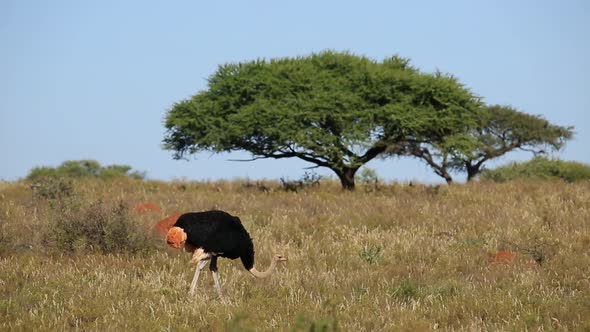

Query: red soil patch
[132,202,162,214]
[153,213,184,237]
[488,251,518,264]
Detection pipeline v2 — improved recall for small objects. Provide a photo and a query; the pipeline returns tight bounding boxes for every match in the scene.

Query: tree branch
[359,141,389,164]
[226,156,270,162]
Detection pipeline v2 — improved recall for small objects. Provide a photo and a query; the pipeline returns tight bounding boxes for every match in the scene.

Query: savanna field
[1,179,589,331]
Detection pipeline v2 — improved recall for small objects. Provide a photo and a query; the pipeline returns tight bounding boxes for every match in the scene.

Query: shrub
[99,165,146,180]
[47,199,155,254]
[26,160,145,181]
[30,177,74,200]
[280,171,322,192]
[356,167,379,184]
[356,167,380,192]
[481,157,590,183]
[241,180,271,192]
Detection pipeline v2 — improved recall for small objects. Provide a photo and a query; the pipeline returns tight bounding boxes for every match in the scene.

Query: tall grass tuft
[388,278,421,303]
[359,244,382,264]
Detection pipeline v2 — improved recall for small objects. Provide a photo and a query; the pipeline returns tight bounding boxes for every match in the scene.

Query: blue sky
[1,0,588,183]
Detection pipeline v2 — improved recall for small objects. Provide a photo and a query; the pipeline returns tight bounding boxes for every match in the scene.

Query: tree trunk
[335,167,358,191]
[466,169,477,182]
[432,166,453,185]
[441,171,454,185]
[465,163,481,182]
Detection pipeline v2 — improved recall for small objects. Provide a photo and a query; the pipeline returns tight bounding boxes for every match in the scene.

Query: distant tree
[481,157,590,183]
[394,105,573,184]
[26,160,145,181]
[163,51,481,190]
[456,105,573,181]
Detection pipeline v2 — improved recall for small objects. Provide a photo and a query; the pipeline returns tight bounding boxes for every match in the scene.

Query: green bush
[481,157,590,183]
[26,160,145,181]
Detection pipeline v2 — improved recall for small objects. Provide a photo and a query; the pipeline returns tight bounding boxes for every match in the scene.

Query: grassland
[1,178,589,331]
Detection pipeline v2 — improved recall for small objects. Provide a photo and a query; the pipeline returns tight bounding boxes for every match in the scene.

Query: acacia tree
[396,105,573,183]
[163,51,481,190]
[457,105,573,181]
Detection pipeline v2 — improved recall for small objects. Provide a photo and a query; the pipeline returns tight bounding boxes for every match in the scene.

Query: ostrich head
[166,226,187,249]
[274,254,288,262]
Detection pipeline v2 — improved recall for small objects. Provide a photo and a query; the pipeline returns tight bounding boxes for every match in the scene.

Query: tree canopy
[163,51,482,189]
[393,105,573,184]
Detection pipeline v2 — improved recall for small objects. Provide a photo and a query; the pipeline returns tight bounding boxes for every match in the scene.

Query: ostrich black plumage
[166,210,287,298]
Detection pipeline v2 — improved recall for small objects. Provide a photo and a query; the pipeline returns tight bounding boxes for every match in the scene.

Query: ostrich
[165,210,287,298]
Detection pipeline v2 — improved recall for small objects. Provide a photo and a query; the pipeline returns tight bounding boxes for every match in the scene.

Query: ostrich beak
[167,239,181,249]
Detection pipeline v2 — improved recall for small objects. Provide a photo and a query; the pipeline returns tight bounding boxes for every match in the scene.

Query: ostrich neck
[248,257,278,278]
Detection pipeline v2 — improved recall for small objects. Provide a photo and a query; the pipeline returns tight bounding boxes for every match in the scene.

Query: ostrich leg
[188,260,208,296]
[209,256,224,299]
[189,248,210,296]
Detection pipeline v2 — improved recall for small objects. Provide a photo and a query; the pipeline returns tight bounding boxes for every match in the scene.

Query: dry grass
[1,178,589,331]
